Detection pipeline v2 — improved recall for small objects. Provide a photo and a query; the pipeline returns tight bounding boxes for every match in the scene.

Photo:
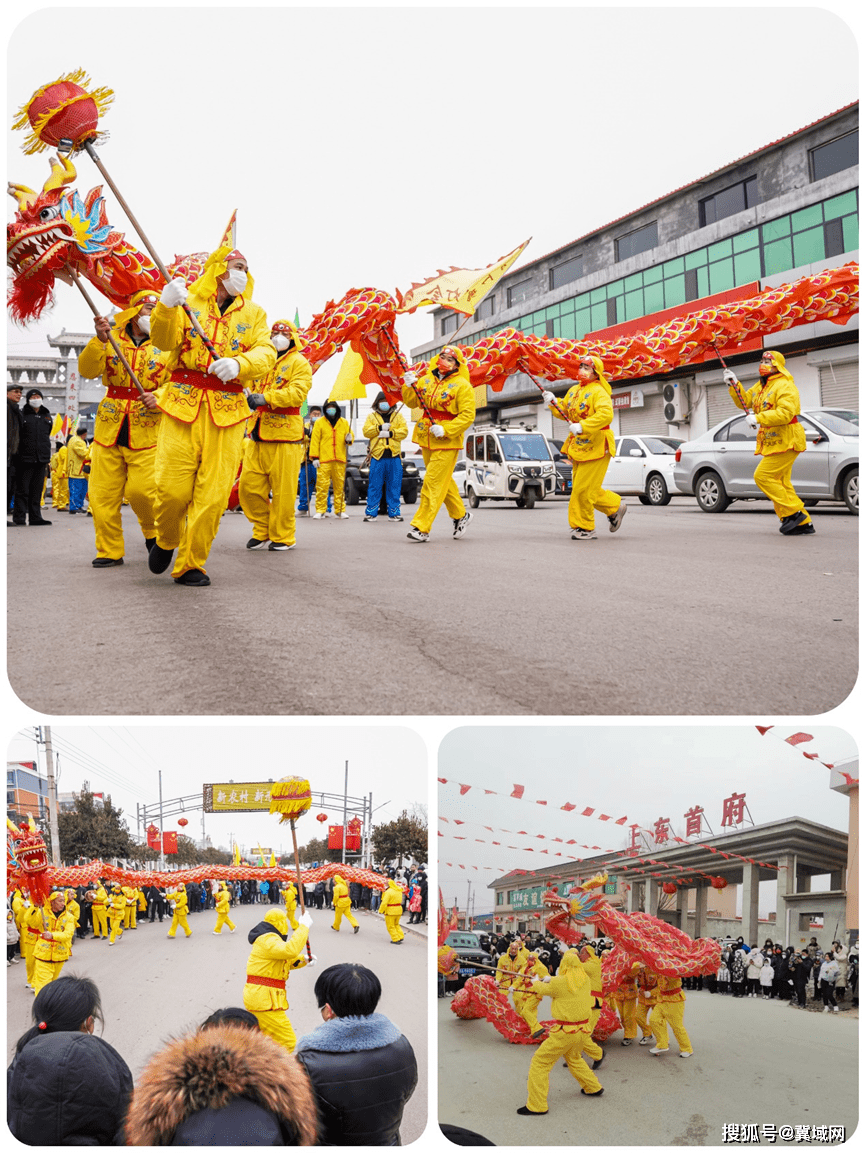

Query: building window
[507,280,532,308]
[615,222,658,262]
[475,295,495,321]
[440,312,458,336]
[824,217,845,258]
[549,255,583,290]
[810,130,859,182]
[699,177,758,227]
[606,298,618,326]
[496,892,503,906]
[684,268,699,301]
[545,319,556,338]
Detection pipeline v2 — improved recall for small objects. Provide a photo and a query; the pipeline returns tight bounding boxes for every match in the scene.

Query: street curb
[364,908,428,940]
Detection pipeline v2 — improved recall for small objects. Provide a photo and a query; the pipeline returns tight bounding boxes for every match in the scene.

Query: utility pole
[158,770,165,872]
[341,760,348,865]
[43,726,61,866]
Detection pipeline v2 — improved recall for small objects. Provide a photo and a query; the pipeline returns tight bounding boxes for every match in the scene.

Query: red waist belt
[246,974,286,989]
[551,1018,589,1027]
[170,368,244,394]
[591,990,602,998]
[426,408,454,421]
[261,405,300,415]
[27,927,40,936]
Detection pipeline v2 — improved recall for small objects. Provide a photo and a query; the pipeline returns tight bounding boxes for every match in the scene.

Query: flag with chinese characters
[396,238,531,316]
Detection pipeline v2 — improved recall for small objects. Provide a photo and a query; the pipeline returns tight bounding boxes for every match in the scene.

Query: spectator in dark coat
[295,963,417,1146]
[314,881,326,911]
[7,382,24,522]
[11,388,53,526]
[791,952,812,1007]
[8,975,132,1146]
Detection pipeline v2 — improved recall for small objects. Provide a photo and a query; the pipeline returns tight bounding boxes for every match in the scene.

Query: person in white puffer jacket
[745,948,764,997]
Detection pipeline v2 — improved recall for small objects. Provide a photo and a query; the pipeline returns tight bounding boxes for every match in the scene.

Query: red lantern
[316,813,328,824]
[14,71,114,156]
[662,881,678,894]
[177,818,188,828]
[710,876,728,890]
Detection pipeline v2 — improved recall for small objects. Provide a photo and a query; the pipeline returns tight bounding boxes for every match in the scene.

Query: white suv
[464,429,558,509]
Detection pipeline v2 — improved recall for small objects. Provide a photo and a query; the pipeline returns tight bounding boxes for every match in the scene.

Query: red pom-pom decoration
[710,876,728,889]
[662,881,678,894]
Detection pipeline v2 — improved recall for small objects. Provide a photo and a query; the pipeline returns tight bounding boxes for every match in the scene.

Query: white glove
[745,413,759,430]
[380,423,390,433]
[542,390,557,407]
[208,357,240,382]
[723,368,739,387]
[379,430,391,440]
[306,953,317,968]
[569,422,583,435]
[541,975,552,983]
[431,423,445,439]
[299,910,314,928]
[403,371,417,387]
[160,277,188,308]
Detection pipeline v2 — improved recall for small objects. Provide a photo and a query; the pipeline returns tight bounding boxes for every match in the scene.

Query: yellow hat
[113,288,160,332]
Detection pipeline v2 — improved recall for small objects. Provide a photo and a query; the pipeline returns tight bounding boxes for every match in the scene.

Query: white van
[464,429,558,509]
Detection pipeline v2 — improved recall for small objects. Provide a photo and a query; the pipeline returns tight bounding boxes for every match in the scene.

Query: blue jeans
[297,461,331,512]
[68,477,87,511]
[366,455,402,517]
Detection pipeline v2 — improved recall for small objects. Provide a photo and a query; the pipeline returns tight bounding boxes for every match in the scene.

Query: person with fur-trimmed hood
[362,391,409,521]
[240,317,313,551]
[243,906,315,1052]
[544,354,626,541]
[401,345,476,542]
[295,962,418,1145]
[124,1017,319,1145]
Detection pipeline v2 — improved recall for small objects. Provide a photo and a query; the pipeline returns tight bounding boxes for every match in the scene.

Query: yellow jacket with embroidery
[248,349,312,443]
[531,955,593,1024]
[401,350,475,452]
[33,905,75,964]
[730,369,806,456]
[79,330,167,450]
[553,380,616,463]
[66,434,89,478]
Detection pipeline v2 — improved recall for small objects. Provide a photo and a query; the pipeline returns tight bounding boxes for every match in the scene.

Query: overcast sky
[6,6,859,413]
[438,726,857,914]
[7,725,427,857]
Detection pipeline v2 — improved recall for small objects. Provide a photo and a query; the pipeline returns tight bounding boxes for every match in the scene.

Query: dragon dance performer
[310,401,353,519]
[107,884,126,945]
[148,248,276,586]
[88,881,109,939]
[380,877,405,944]
[213,882,236,935]
[298,406,330,515]
[281,882,300,930]
[635,963,659,1044]
[516,952,550,1039]
[576,945,606,1067]
[543,355,626,540]
[31,891,75,996]
[612,962,640,1045]
[518,950,603,1116]
[401,347,475,542]
[64,889,81,951]
[243,906,314,1052]
[50,442,68,510]
[724,350,813,535]
[66,427,90,514]
[122,884,138,930]
[240,318,312,551]
[167,883,193,939]
[77,292,166,566]
[362,391,408,521]
[20,899,44,989]
[650,973,693,1057]
[331,873,360,933]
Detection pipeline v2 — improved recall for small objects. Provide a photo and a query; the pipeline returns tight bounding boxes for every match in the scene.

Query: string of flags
[755,727,858,785]
[438,778,628,824]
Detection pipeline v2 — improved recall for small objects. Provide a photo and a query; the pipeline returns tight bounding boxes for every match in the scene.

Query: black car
[550,439,572,496]
[344,439,421,507]
[445,931,493,990]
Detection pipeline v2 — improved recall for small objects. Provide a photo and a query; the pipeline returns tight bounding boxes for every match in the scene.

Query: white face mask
[137,315,151,334]
[29,397,42,408]
[223,268,248,295]
[272,334,290,351]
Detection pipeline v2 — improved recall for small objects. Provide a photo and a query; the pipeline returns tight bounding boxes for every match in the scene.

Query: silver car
[673,408,859,514]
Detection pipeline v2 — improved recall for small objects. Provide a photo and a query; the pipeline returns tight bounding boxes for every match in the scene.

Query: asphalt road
[438,989,858,1145]
[7,904,427,1144]
[8,497,857,715]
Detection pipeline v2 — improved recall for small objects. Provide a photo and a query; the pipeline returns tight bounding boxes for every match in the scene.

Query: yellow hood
[271,317,306,353]
[264,908,289,935]
[430,345,471,387]
[558,950,585,995]
[334,875,345,887]
[763,349,795,387]
[188,245,256,301]
[585,355,612,395]
[113,287,160,333]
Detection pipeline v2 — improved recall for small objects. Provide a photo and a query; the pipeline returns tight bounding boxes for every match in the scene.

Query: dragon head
[6,817,52,904]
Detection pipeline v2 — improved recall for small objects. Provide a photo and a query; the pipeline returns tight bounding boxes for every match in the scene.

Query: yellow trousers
[52,475,68,508]
[614,995,638,1039]
[285,902,299,930]
[333,905,359,931]
[153,410,246,577]
[651,998,693,1054]
[214,912,236,933]
[526,1024,602,1112]
[123,904,137,929]
[32,959,66,996]
[168,911,192,938]
[23,935,38,984]
[108,915,124,944]
[581,1004,603,1061]
[91,906,108,938]
[239,439,304,546]
[568,453,621,530]
[636,1000,654,1038]
[385,913,404,943]
[89,443,157,559]
[754,450,810,522]
[253,1008,297,1053]
[514,992,542,1034]
[412,448,465,534]
[316,461,346,515]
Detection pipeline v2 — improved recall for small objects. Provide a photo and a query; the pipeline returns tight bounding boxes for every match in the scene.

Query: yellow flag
[232,841,241,866]
[269,852,277,868]
[49,414,63,439]
[397,238,531,316]
[329,348,368,401]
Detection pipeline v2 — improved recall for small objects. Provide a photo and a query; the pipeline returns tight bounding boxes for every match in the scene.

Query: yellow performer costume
[32,896,75,996]
[66,431,89,486]
[549,355,624,538]
[281,882,299,930]
[520,950,603,1115]
[50,445,68,509]
[20,902,43,987]
[613,963,640,1043]
[107,886,126,945]
[574,946,605,1063]
[149,246,276,583]
[310,403,352,516]
[90,884,108,938]
[240,319,312,548]
[380,878,405,943]
[726,350,812,534]
[122,885,137,930]
[401,347,475,539]
[167,884,193,938]
[243,908,310,1052]
[137,887,147,915]
[514,953,550,1037]
[636,965,659,1042]
[64,890,80,951]
[651,974,693,1056]
[78,290,167,563]
[213,883,236,934]
[331,874,359,932]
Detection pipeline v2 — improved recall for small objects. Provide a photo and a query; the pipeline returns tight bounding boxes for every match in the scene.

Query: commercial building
[412,102,858,438]
[6,760,48,825]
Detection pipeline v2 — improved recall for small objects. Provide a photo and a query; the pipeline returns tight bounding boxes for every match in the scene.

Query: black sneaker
[406,527,429,542]
[148,544,175,574]
[452,511,473,538]
[30,519,52,526]
[388,515,404,522]
[268,542,295,551]
[246,537,269,549]
[145,538,156,552]
[779,510,808,535]
[363,515,377,522]
[92,557,124,567]
[786,522,816,536]
[174,569,211,587]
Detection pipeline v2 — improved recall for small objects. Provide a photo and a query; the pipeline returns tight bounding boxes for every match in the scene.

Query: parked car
[444,931,493,990]
[464,429,557,509]
[673,408,858,514]
[452,458,468,497]
[343,439,421,506]
[549,439,572,497]
[606,434,684,505]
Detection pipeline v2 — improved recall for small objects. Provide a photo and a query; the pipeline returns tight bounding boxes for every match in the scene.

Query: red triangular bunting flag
[511,785,525,799]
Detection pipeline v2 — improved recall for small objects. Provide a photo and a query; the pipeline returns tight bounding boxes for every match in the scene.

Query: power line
[48,733,150,802]
[87,726,159,787]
